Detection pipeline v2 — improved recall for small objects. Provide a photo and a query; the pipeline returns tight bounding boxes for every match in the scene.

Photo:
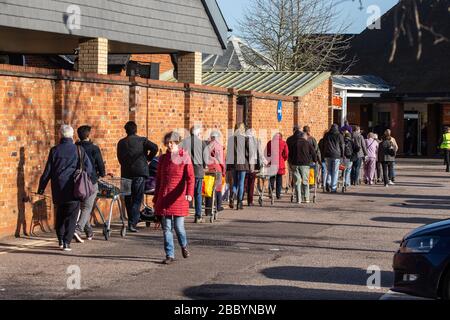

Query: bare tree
[238,0,355,73]
[389,0,449,62]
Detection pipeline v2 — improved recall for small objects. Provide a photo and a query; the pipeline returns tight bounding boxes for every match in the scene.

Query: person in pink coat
[364,132,379,185]
[153,131,195,265]
[206,130,226,212]
[266,133,289,199]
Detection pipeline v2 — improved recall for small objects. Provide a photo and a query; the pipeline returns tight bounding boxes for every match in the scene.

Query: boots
[229,193,236,209]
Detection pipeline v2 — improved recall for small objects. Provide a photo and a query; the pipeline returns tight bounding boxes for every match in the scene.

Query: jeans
[269,174,283,198]
[194,178,203,218]
[343,159,353,187]
[232,170,247,201]
[392,161,397,181]
[162,216,188,259]
[326,158,341,192]
[382,161,395,186]
[292,165,310,202]
[351,157,363,185]
[77,183,98,235]
[124,177,145,228]
[56,201,80,245]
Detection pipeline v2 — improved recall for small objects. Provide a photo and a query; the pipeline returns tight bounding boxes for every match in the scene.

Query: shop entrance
[404,112,421,156]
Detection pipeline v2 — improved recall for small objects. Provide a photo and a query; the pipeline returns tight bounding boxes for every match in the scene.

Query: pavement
[0,158,449,300]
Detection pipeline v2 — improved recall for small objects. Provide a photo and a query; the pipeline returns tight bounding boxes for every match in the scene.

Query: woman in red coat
[153,132,195,265]
[266,133,289,199]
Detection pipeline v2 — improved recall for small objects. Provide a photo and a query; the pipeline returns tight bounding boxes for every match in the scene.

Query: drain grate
[191,239,235,247]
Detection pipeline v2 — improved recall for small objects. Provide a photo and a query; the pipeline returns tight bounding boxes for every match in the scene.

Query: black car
[392,219,450,299]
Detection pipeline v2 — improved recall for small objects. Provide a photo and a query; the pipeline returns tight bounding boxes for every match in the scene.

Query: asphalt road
[1,158,449,300]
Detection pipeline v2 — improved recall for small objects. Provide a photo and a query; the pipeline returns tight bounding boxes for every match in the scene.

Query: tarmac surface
[0,158,449,300]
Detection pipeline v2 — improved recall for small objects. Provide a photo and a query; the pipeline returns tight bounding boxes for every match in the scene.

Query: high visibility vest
[441,133,450,150]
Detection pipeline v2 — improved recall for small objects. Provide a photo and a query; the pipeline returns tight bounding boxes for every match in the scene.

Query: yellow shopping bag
[202,174,216,198]
[309,168,315,185]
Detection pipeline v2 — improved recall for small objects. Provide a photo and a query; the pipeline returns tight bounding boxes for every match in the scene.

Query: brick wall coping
[0,64,289,99]
[239,90,299,102]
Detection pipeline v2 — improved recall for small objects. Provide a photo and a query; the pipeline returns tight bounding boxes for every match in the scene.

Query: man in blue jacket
[38,125,94,251]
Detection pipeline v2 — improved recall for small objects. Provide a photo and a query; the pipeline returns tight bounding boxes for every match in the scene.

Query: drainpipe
[341,89,348,126]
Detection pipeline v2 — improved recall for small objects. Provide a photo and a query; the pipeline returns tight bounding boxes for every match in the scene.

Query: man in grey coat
[351,126,368,185]
[181,126,207,223]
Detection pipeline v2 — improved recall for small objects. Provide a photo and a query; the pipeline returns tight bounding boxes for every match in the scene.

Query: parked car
[392,219,450,299]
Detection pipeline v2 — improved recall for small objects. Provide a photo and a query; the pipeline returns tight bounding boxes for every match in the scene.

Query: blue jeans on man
[351,157,363,185]
[343,159,353,187]
[162,216,187,259]
[233,170,247,201]
[194,178,203,218]
[326,158,341,192]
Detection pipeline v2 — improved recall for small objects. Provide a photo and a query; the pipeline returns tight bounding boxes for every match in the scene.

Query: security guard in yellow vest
[440,127,450,172]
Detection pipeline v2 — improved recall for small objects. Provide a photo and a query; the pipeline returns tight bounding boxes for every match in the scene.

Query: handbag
[73,145,95,201]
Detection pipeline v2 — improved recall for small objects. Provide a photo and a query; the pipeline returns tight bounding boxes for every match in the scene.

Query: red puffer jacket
[153,149,195,217]
[266,134,289,175]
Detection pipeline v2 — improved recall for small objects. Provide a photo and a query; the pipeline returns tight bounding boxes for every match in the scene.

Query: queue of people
[37,120,401,262]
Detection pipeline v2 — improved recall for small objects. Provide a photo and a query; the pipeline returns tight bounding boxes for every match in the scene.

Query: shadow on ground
[183,283,384,300]
[260,266,393,288]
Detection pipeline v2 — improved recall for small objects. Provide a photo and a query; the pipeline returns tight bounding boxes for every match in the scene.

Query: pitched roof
[203,71,330,96]
[332,75,391,92]
[202,36,273,72]
[347,0,450,94]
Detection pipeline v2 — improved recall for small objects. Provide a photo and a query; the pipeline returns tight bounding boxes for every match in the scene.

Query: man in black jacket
[75,125,106,242]
[117,121,158,232]
[323,124,345,193]
[38,125,94,251]
[287,129,317,204]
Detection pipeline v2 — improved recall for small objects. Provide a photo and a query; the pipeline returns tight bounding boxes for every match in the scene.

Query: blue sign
[277,100,283,122]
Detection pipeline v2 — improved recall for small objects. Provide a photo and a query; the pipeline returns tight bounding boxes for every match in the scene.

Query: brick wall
[298,79,333,139]
[130,54,174,74]
[0,64,330,238]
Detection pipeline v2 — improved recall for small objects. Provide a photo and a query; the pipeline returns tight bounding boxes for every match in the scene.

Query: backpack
[384,141,396,156]
[353,139,361,154]
[344,140,354,158]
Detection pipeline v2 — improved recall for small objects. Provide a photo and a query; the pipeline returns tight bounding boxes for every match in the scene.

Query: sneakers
[163,257,175,265]
[194,217,204,224]
[73,231,84,243]
[181,247,190,259]
[86,231,94,241]
[388,181,395,186]
[128,225,139,233]
[58,240,64,249]
[62,243,72,252]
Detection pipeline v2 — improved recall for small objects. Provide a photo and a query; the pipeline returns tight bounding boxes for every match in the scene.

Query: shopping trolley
[93,177,131,240]
[256,165,278,206]
[202,171,220,223]
[289,163,318,203]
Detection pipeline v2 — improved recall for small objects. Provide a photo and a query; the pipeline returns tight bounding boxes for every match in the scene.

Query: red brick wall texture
[0,64,331,238]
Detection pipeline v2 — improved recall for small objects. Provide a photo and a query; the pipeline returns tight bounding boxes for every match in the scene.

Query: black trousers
[270,174,283,198]
[382,161,395,186]
[246,172,257,205]
[56,201,80,245]
[124,177,145,227]
[445,150,450,172]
